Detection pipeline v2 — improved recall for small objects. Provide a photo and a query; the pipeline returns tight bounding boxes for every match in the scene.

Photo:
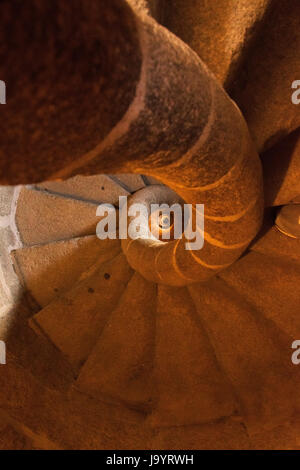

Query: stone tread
[0,353,149,450]
[30,253,133,371]
[37,174,130,205]
[5,312,75,393]
[15,187,104,246]
[148,285,237,427]
[189,277,300,435]
[11,236,120,308]
[220,250,300,338]
[76,273,157,412]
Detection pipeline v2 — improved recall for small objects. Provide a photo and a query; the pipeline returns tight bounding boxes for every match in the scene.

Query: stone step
[0,353,148,449]
[30,254,133,371]
[11,236,120,308]
[15,187,104,246]
[220,251,300,338]
[148,285,237,427]
[37,174,130,205]
[76,273,156,412]
[189,277,300,435]
[5,308,75,393]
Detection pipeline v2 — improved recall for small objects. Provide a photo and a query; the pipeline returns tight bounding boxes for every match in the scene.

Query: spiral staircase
[1,0,300,450]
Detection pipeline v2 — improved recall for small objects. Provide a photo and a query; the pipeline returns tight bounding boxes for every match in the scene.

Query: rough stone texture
[15,187,101,245]
[0,354,150,450]
[152,417,300,450]
[5,307,75,393]
[0,186,21,316]
[0,186,15,217]
[251,221,300,263]
[262,129,300,207]
[149,285,236,426]
[231,0,300,151]
[0,226,22,308]
[11,236,120,307]
[151,418,251,450]
[31,254,133,371]
[76,273,156,411]
[128,0,164,21]
[220,251,300,339]
[37,175,130,205]
[0,424,36,450]
[164,0,270,87]
[189,277,300,435]
[0,0,142,184]
[0,0,263,286]
[0,0,298,451]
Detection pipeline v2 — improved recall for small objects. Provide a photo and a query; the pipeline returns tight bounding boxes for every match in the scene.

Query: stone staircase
[0,174,300,450]
[1,0,300,450]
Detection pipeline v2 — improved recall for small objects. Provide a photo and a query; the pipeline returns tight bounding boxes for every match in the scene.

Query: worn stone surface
[251,220,300,263]
[0,0,142,184]
[37,175,130,205]
[0,424,36,450]
[149,285,236,426]
[15,187,101,245]
[0,0,263,286]
[164,0,270,87]
[231,0,300,151]
[0,186,14,217]
[151,418,250,450]
[189,277,300,435]
[5,308,75,393]
[76,273,156,411]
[11,236,120,308]
[32,254,133,371]
[0,0,297,450]
[0,226,22,307]
[0,354,150,449]
[128,0,164,21]
[262,129,300,207]
[220,251,300,339]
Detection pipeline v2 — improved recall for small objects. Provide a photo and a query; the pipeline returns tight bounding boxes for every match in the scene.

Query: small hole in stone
[88,287,95,293]
[104,273,110,280]
[101,186,105,190]
[54,288,59,292]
